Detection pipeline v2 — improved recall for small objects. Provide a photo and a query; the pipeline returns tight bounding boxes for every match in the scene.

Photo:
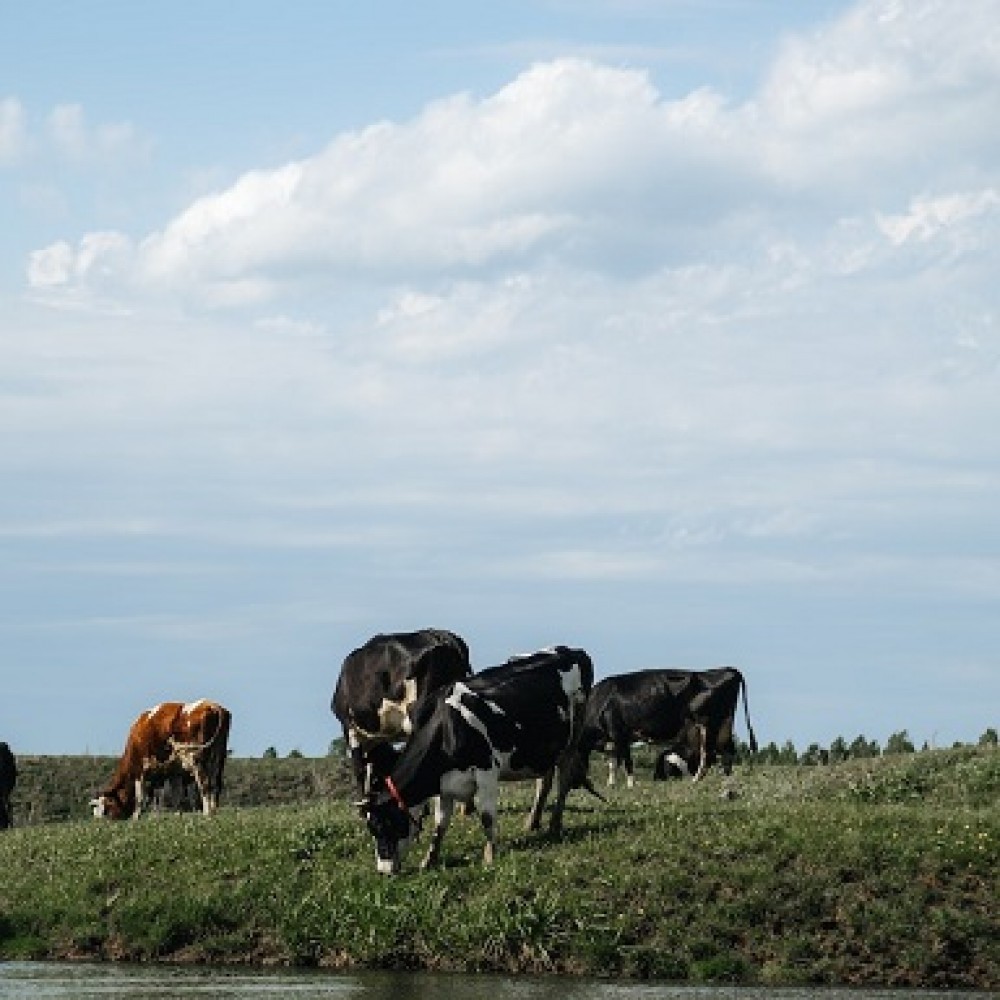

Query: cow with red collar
[361,645,594,874]
[91,700,231,820]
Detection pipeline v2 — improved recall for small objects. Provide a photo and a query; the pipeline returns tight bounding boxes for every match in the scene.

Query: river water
[0,964,995,1000]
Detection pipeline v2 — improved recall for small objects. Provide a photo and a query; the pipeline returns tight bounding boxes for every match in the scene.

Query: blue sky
[2,1,998,758]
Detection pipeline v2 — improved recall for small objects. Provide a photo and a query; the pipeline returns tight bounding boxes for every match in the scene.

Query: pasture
[0,745,997,988]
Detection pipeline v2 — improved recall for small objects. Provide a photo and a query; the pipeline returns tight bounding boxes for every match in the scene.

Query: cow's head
[90,789,127,820]
[360,793,418,875]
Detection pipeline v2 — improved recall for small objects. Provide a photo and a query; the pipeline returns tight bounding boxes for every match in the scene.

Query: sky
[2,0,998,759]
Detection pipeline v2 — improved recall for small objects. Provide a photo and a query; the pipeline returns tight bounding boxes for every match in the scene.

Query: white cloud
[26,241,75,288]
[755,0,1000,184]
[0,96,28,163]
[877,189,1000,246]
[25,1,1000,317]
[46,103,151,165]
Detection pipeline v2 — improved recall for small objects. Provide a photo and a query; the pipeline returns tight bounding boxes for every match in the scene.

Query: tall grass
[1,745,997,987]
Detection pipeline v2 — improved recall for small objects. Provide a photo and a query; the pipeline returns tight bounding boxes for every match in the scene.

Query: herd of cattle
[0,628,756,875]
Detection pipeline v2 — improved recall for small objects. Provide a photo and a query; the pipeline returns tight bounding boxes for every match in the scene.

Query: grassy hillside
[1,745,997,987]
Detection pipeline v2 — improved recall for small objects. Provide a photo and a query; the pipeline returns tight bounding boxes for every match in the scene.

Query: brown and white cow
[91,700,231,820]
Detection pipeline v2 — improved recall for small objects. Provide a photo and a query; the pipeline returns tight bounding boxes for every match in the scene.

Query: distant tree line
[734,727,998,766]
[265,730,999,763]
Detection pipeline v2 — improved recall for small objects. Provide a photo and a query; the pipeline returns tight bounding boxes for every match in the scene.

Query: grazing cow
[332,628,472,794]
[91,700,231,820]
[576,667,757,787]
[0,742,16,830]
[361,645,594,874]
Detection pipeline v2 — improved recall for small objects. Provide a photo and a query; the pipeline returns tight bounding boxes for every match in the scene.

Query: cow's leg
[606,757,616,787]
[476,771,501,865]
[132,778,145,820]
[547,758,576,837]
[717,718,735,775]
[421,796,455,870]
[205,748,225,813]
[526,771,553,831]
[622,743,636,789]
[188,764,214,815]
[692,724,708,782]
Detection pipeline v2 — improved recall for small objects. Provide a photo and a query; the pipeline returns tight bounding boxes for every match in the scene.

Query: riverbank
[1,746,997,988]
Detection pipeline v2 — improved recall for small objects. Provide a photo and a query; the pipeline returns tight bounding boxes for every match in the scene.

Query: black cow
[332,628,472,794]
[361,645,594,874]
[577,667,757,787]
[0,742,16,830]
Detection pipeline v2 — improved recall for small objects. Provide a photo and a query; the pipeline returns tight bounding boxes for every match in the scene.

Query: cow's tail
[739,671,758,755]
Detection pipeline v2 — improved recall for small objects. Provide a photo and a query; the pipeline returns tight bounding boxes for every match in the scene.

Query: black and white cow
[331,628,472,795]
[0,741,16,830]
[361,645,594,874]
[576,667,757,786]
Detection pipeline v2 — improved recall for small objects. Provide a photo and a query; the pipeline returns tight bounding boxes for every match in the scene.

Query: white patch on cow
[664,752,691,777]
[557,663,583,702]
[444,682,493,744]
[182,698,207,715]
[90,797,106,818]
[509,646,556,662]
[480,696,507,717]
[146,704,163,721]
[377,677,418,736]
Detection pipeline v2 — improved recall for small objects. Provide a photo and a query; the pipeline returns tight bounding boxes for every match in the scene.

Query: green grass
[1,746,997,988]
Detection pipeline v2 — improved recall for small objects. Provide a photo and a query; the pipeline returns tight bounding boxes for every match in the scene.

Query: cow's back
[461,645,593,773]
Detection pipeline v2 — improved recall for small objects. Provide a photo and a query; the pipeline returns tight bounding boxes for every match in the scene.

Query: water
[0,964,994,1000]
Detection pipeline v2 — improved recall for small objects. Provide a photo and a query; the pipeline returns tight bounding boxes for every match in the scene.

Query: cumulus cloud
[755,0,1000,186]
[26,0,1000,317]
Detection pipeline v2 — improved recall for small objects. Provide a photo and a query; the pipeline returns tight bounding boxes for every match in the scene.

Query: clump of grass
[1,746,997,987]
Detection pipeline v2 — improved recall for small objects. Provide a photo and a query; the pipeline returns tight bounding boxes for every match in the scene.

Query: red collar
[385,776,407,811]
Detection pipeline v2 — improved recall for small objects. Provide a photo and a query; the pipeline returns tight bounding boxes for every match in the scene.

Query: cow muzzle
[376,853,401,876]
